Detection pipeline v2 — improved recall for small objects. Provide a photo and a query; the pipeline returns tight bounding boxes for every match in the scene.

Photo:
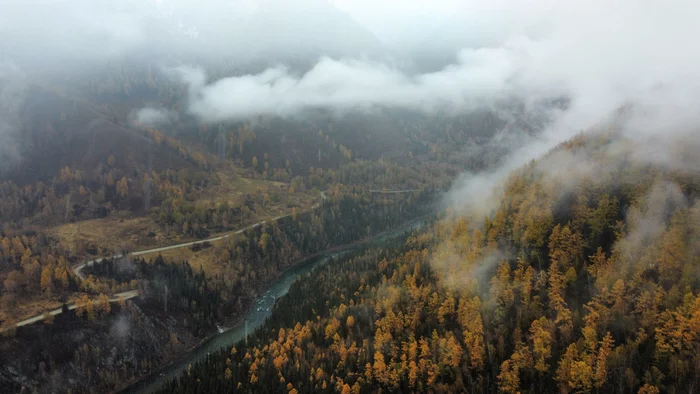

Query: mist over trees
[1,0,699,393]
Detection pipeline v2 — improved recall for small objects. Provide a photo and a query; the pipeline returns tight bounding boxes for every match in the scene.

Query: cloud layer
[165,0,700,130]
[174,46,538,121]
[2,0,700,192]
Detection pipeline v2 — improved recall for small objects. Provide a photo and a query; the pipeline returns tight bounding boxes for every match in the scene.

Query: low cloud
[2,0,699,194]
[609,181,688,282]
[130,107,179,128]
[432,247,509,293]
[0,0,383,74]
[164,0,700,192]
[442,0,700,219]
[172,47,537,122]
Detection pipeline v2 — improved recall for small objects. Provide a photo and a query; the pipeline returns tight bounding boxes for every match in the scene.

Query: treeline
[3,187,435,393]
[156,236,420,394]
[154,188,274,239]
[0,292,200,394]
[0,157,211,227]
[151,145,452,240]
[300,160,450,193]
[205,187,436,325]
[157,131,700,394]
[190,110,514,180]
[157,104,518,182]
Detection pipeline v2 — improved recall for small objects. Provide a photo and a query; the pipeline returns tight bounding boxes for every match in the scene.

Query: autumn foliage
[159,132,700,393]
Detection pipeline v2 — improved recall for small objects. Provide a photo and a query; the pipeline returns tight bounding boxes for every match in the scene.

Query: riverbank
[117,215,430,394]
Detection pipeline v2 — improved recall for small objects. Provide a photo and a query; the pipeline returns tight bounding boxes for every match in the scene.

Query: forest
[157,131,700,394]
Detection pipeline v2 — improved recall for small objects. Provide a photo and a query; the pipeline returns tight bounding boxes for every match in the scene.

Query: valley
[1,1,699,393]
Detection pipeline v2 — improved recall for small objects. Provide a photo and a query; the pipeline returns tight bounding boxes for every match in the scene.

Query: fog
[437,0,700,217]
[0,0,383,72]
[1,0,700,200]
[162,0,700,144]
[616,182,688,267]
[0,62,26,173]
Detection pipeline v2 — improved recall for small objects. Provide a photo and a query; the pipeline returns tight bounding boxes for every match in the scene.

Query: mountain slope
[5,84,195,186]
[154,129,700,394]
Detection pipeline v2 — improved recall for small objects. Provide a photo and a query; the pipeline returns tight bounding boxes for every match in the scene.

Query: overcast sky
[332,0,458,43]
[0,0,562,70]
[332,0,553,48]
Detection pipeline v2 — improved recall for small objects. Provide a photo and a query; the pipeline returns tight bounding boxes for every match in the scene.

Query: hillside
[5,85,195,186]
[0,61,531,336]
[156,130,700,394]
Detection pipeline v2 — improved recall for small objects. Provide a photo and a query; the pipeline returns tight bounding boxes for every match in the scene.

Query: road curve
[6,193,325,332]
[73,191,328,281]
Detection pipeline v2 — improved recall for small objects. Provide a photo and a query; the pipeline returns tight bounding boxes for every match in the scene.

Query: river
[122,218,427,394]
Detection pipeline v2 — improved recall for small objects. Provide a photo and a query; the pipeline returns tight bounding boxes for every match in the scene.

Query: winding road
[5,193,327,332]
[73,194,331,280]
[73,220,274,281]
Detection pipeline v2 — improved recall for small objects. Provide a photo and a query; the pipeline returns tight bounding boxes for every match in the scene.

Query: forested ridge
[159,131,700,394]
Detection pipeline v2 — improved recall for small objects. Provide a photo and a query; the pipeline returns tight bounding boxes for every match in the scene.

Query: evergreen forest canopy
[160,130,700,394]
[0,0,699,393]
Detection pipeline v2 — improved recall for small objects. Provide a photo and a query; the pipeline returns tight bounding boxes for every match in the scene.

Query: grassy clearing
[202,170,317,214]
[202,170,286,203]
[47,216,169,257]
[140,245,227,278]
[48,169,318,260]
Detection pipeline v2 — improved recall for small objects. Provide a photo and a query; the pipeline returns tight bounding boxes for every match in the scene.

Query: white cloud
[176,46,536,122]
